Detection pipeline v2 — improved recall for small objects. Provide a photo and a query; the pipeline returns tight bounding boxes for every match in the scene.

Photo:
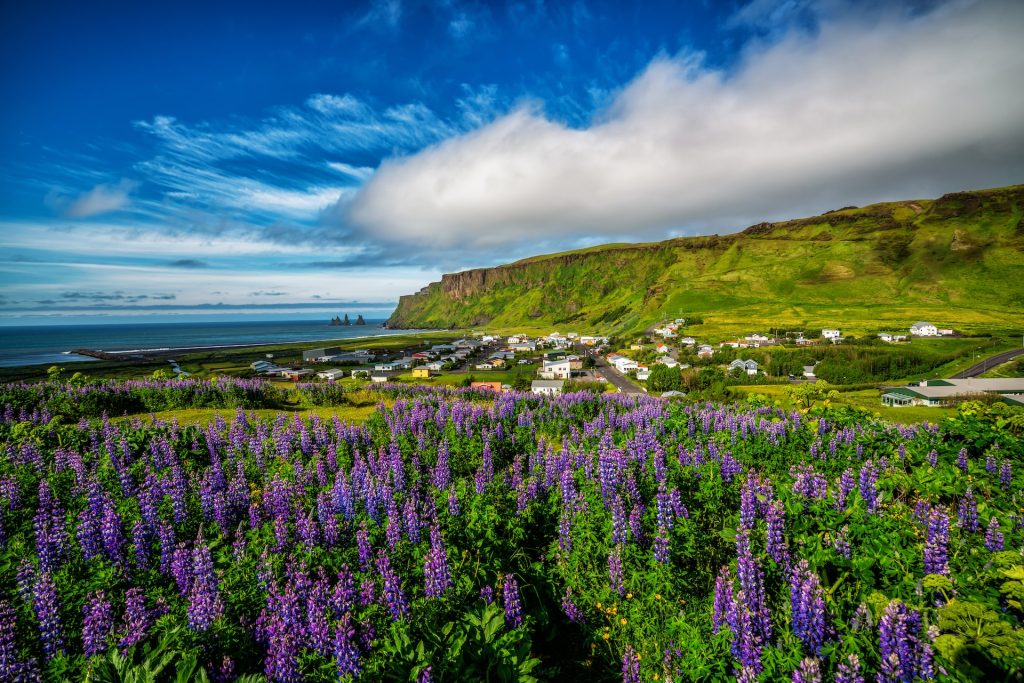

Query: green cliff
[387,185,1024,336]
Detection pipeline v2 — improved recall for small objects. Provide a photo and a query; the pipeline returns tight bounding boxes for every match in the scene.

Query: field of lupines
[1,378,1023,682]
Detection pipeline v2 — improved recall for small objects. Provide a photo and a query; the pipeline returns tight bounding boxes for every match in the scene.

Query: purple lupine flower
[1,599,38,682]
[101,499,127,566]
[187,541,223,631]
[119,588,151,650]
[850,603,873,632]
[790,464,828,508]
[791,657,822,683]
[611,495,628,545]
[82,591,113,658]
[835,653,864,683]
[878,600,934,683]
[334,614,361,679]
[1001,461,1013,491]
[712,566,735,634]
[77,483,103,561]
[765,500,788,564]
[356,522,372,572]
[562,588,584,623]
[502,575,523,628]
[332,565,356,618]
[377,551,409,621]
[654,524,669,563]
[359,578,376,607]
[833,526,851,560]
[835,468,855,511]
[985,517,1004,551]
[447,490,460,516]
[423,528,452,598]
[418,665,433,683]
[739,474,758,530]
[859,460,879,513]
[735,529,771,643]
[480,585,495,605]
[622,644,640,683]
[923,508,949,576]
[34,482,67,573]
[956,448,968,472]
[986,453,997,474]
[558,509,574,554]
[926,449,938,467]
[957,489,979,532]
[790,560,828,655]
[33,571,64,658]
[608,545,625,598]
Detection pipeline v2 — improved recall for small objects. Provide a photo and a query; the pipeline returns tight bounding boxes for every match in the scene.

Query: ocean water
[0,319,420,368]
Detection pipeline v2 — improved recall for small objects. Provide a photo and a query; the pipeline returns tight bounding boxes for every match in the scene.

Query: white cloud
[62,179,138,218]
[344,0,1024,251]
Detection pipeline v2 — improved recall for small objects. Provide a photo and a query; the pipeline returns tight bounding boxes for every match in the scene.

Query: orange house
[470,381,503,392]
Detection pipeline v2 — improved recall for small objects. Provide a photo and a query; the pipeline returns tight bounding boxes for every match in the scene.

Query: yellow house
[412,367,433,379]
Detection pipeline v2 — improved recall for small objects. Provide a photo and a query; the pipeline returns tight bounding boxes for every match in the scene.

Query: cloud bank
[344,0,1024,251]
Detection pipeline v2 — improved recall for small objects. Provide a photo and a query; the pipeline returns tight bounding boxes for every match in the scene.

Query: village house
[539,359,573,380]
[680,337,697,346]
[411,367,433,379]
[316,369,345,381]
[250,360,283,375]
[821,329,842,343]
[656,356,679,368]
[370,370,396,383]
[882,378,1024,408]
[531,379,565,396]
[424,361,445,371]
[910,322,938,337]
[302,347,342,362]
[579,335,609,346]
[471,381,503,392]
[635,366,651,381]
[475,362,496,370]
[655,343,671,354]
[728,359,759,376]
[697,345,715,358]
[611,356,639,373]
[281,368,314,381]
[803,365,817,379]
[509,341,537,352]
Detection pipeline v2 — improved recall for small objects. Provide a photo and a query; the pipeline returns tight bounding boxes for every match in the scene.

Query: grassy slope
[388,185,1024,338]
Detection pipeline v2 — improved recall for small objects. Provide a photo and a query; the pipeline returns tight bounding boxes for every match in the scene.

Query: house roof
[531,380,565,388]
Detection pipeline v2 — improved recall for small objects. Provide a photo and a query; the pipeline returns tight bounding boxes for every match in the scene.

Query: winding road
[951,347,1024,379]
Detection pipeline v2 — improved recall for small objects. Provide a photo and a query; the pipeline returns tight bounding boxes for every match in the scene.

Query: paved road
[591,352,644,395]
[951,347,1024,379]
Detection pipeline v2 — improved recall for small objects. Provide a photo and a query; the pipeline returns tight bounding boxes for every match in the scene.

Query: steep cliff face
[387,185,1024,333]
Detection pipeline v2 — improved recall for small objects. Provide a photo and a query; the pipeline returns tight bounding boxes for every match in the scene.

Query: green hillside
[387,185,1024,337]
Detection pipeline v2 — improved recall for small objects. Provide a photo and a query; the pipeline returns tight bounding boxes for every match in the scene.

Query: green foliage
[646,364,683,392]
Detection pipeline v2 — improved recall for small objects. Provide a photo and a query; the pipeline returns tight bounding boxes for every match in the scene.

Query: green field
[728,384,956,425]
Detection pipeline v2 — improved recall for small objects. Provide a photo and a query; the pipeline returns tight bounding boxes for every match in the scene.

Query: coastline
[69,329,438,360]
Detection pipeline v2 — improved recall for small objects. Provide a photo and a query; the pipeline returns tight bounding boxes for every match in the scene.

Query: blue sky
[2,0,1023,324]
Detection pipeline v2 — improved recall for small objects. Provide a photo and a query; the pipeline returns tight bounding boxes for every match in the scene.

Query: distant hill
[387,185,1024,337]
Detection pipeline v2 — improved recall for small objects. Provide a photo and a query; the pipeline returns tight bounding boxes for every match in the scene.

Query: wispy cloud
[167,259,208,269]
[342,0,1024,252]
[55,179,139,218]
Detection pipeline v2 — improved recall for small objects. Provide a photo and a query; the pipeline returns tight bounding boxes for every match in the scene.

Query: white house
[370,371,396,383]
[316,369,346,380]
[539,359,572,380]
[910,322,938,337]
[424,361,445,371]
[635,367,651,381]
[612,357,638,373]
[656,356,679,368]
[697,345,714,359]
[803,365,817,379]
[475,362,495,370]
[531,379,565,396]
[822,329,842,341]
[937,328,954,336]
[680,337,697,346]
[878,333,894,343]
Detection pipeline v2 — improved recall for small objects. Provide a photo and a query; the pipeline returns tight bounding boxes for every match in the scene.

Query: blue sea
[0,319,422,368]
